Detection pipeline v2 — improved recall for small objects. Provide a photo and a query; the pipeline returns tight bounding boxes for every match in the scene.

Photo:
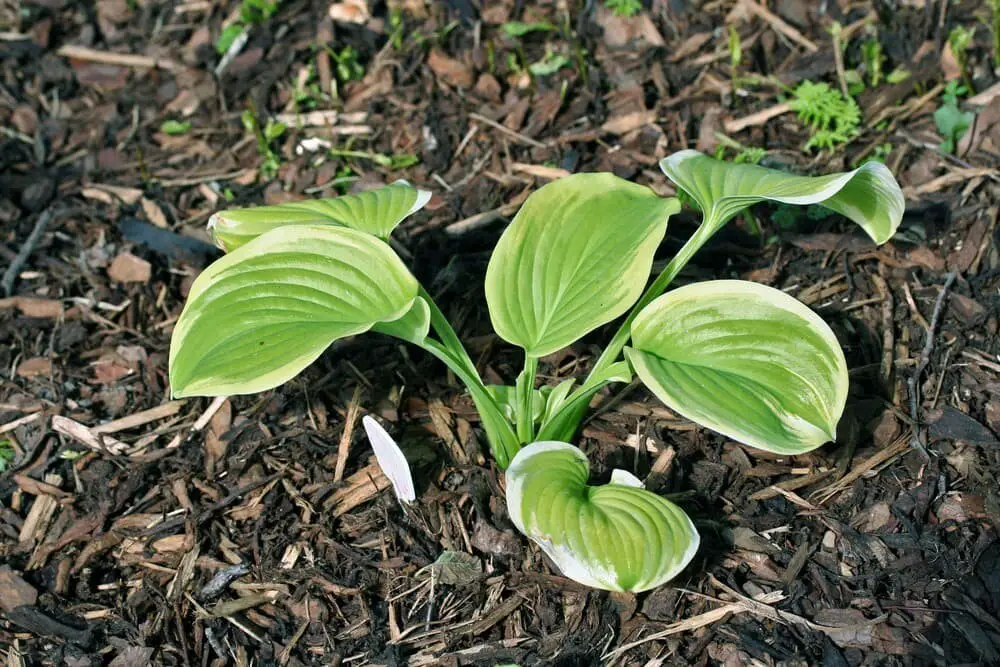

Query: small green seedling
[501,21,556,38]
[862,38,884,88]
[216,0,280,53]
[331,46,365,84]
[0,439,14,473]
[935,81,975,155]
[528,51,570,77]
[171,152,904,592]
[605,0,642,18]
[160,120,192,136]
[241,109,286,179]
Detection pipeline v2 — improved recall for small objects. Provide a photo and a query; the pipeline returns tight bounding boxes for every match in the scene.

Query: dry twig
[908,273,956,457]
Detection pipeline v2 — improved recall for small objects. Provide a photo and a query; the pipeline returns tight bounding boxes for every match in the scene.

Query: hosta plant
[170,152,904,593]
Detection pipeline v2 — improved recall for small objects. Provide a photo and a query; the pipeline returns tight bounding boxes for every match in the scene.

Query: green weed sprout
[935,81,975,155]
[605,0,642,18]
[216,0,279,54]
[170,153,903,592]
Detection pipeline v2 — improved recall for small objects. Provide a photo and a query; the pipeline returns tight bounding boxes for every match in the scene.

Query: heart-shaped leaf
[209,181,431,251]
[485,174,678,358]
[626,280,848,454]
[506,441,699,592]
[169,225,418,397]
[660,150,904,244]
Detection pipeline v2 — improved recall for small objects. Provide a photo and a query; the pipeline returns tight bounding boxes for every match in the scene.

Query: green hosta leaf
[626,280,848,455]
[372,296,431,345]
[485,174,678,358]
[506,441,699,592]
[660,150,904,244]
[209,181,431,251]
[169,225,418,397]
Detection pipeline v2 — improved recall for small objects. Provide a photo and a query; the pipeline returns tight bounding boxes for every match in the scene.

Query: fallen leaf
[141,198,169,228]
[108,252,151,283]
[928,406,997,444]
[427,48,474,88]
[328,0,370,23]
[0,297,62,318]
[594,5,664,48]
[17,357,52,378]
[474,73,502,102]
[0,565,38,612]
[669,32,713,62]
[601,111,654,135]
[12,106,38,135]
[108,647,155,667]
[941,42,961,81]
[417,551,483,585]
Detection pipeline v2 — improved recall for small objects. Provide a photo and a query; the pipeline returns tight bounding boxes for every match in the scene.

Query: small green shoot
[242,108,286,179]
[331,46,365,83]
[0,439,14,473]
[160,120,192,136]
[728,26,743,93]
[388,10,405,50]
[734,147,766,164]
[329,148,419,170]
[788,81,861,152]
[934,81,974,155]
[502,21,556,37]
[605,0,642,17]
[216,24,246,54]
[528,51,570,77]
[861,39,884,87]
[886,68,911,84]
[948,25,975,91]
[216,0,279,53]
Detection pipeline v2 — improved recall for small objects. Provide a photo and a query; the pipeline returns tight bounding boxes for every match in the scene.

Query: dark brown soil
[2,0,999,665]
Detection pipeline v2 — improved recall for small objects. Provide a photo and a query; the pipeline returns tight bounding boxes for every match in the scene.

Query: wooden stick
[724,103,792,133]
[3,209,53,296]
[741,0,818,52]
[57,45,183,71]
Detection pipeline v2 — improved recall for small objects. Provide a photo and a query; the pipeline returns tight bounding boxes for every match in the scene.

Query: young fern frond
[788,81,861,151]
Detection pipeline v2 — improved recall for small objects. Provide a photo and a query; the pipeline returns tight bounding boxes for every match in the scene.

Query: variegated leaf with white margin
[660,150,904,244]
[610,469,644,488]
[485,173,679,358]
[209,180,431,251]
[626,280,848,455]
[169,225,418,397]
[362,416,416,505]
[506,441,699,592]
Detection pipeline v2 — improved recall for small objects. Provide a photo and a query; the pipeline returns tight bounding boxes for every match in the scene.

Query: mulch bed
[2,0,999,664]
